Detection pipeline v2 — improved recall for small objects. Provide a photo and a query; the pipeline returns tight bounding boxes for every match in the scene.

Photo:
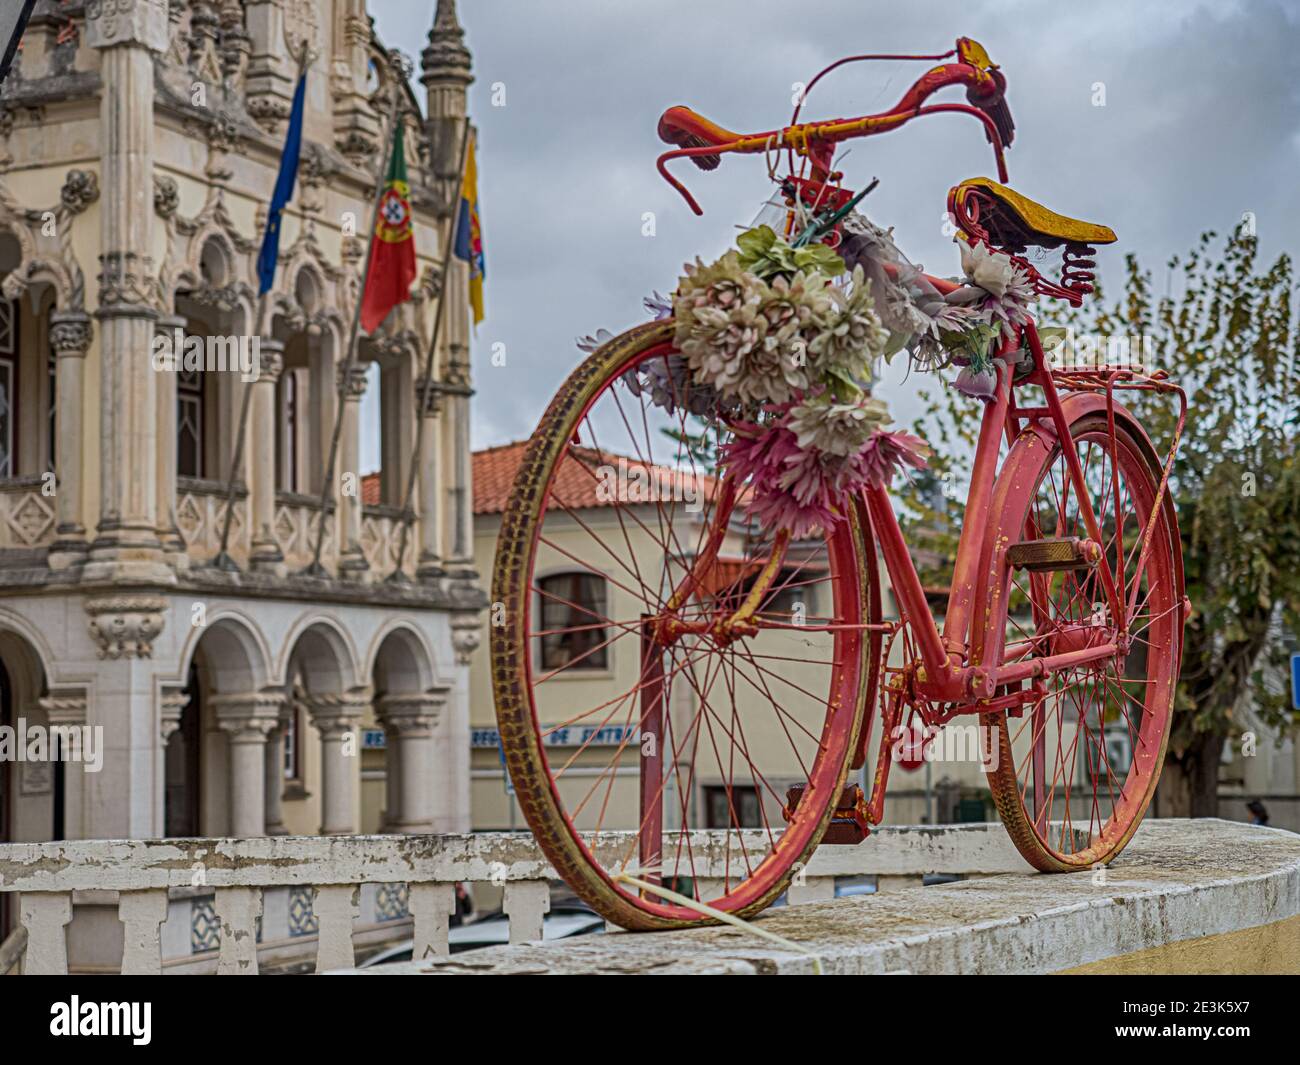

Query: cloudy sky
[371,0,1300,451]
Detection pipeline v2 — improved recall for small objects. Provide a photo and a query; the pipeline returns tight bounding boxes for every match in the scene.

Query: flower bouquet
[581,214,1037,539]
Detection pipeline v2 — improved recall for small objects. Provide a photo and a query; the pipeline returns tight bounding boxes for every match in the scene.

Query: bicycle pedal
[1006,536,1100,573]
[785,783,870,845]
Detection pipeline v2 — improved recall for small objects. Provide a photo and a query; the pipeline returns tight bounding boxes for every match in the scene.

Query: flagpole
[304,67,406,577]
[389,116,473,583]
[212,41,312,572]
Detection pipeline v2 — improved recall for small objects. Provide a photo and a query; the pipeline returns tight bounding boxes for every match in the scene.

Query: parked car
[358,904,605,967]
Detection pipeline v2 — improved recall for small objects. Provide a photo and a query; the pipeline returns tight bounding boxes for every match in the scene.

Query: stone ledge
[349,820,1300,975]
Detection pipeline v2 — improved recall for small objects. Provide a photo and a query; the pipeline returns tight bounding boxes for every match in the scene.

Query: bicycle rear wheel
[981,409,1182,871]
[491,321,876,930]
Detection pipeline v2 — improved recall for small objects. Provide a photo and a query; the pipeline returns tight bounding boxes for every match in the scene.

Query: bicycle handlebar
[657,37,1015,215]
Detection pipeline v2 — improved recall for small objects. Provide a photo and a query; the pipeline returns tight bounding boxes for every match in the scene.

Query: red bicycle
[492,39,1188,931]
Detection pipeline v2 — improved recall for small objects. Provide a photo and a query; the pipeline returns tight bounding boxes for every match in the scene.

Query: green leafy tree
[904,226,1300,816]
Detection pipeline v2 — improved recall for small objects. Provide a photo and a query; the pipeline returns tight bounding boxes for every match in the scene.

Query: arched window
[277,369,299,492]
[537,572,608,671]
[177,366,204,478]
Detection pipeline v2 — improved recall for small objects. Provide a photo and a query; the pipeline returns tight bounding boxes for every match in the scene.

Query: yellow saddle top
[953,177,1117,250]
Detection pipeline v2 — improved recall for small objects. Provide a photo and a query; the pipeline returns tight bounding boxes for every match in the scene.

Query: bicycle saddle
[951,177,1116,251]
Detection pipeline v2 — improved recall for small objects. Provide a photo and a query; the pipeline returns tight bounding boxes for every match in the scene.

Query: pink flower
[722,422,931,538]
[854,429,931,488]
[721,423,841,539]
[953,364,999,402]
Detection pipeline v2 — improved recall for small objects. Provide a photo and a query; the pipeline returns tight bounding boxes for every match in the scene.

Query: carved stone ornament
[450,611,481,665]
[49,311,93,356]
[85,0,170,53]
[84,595,168,659]
[153,174,179,218]
[337,362,369,400]
[97,250,159,309]
[60,170,100,215]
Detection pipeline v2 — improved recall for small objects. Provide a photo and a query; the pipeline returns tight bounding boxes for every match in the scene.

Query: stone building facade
[0,0,484,951]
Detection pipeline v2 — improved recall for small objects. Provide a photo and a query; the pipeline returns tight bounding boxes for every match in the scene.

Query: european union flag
[257,71,307,295]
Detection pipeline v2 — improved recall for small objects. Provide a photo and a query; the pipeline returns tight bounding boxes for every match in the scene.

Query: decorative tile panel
[287,886,318,937]
[375,882,410,922]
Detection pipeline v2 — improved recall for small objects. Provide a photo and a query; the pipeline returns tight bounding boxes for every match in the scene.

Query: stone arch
[0,172,94,311]
[281,616,367,835]
[0,605,57,685]
[174,613,276,838]
[280,615,362,694]
[367,620,439,695]
[0,619,54,938]
[178,612,273,695]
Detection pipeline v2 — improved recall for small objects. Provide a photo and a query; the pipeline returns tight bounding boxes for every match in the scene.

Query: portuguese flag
[360,123,417,333]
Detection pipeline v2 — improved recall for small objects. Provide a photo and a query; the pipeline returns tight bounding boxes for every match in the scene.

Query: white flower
[786,392,891,457]
[959,239,1016,297]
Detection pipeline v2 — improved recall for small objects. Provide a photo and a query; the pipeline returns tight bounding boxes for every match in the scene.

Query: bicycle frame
[864,319,1113,706]
[653,36,1189,836]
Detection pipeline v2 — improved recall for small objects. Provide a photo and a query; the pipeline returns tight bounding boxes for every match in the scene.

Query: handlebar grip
[658,106,740,171]
[967,68,1015,148]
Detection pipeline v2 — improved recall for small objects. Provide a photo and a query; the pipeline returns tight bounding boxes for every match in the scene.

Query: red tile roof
[473,440,724,516]
[361,472,381,506]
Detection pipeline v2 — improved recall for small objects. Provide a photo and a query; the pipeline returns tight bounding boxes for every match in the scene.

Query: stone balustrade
[0,824,1035,975]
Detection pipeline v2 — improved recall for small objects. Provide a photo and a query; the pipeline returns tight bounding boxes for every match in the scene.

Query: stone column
[38,689,89,840]
[153,314,186,566]
[337,362,369,578]
[243,0,296,130]
[422,3,475,580]
[380,718,401,832]
[433,672,470,833]
[414,376,443,582]
[212,691,283,838]
[83,596,167,838]
[303,690,367,835]
[47,312,93,570]
[331,0,382,163]
[248,339,285,573]
[376,691,446,833]
[84,0,170,583]
[441,374,474,573]
[263,698,291,836]
[158,685,190,834]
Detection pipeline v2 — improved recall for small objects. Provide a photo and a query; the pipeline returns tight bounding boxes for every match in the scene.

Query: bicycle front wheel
[491,321,875,930]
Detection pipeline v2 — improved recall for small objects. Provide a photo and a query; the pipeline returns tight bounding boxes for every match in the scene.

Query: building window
[711,561,819,620]
[278,370,298,492]
[177,366,203,478]
[765,567,818,619]
[538,572,609,671]
[703,785,763,829]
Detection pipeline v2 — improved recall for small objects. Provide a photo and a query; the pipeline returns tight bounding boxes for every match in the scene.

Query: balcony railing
[274,490,335,570]
[360,502,414,578]
[0,826,1031,975]
[175,476,249,564]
